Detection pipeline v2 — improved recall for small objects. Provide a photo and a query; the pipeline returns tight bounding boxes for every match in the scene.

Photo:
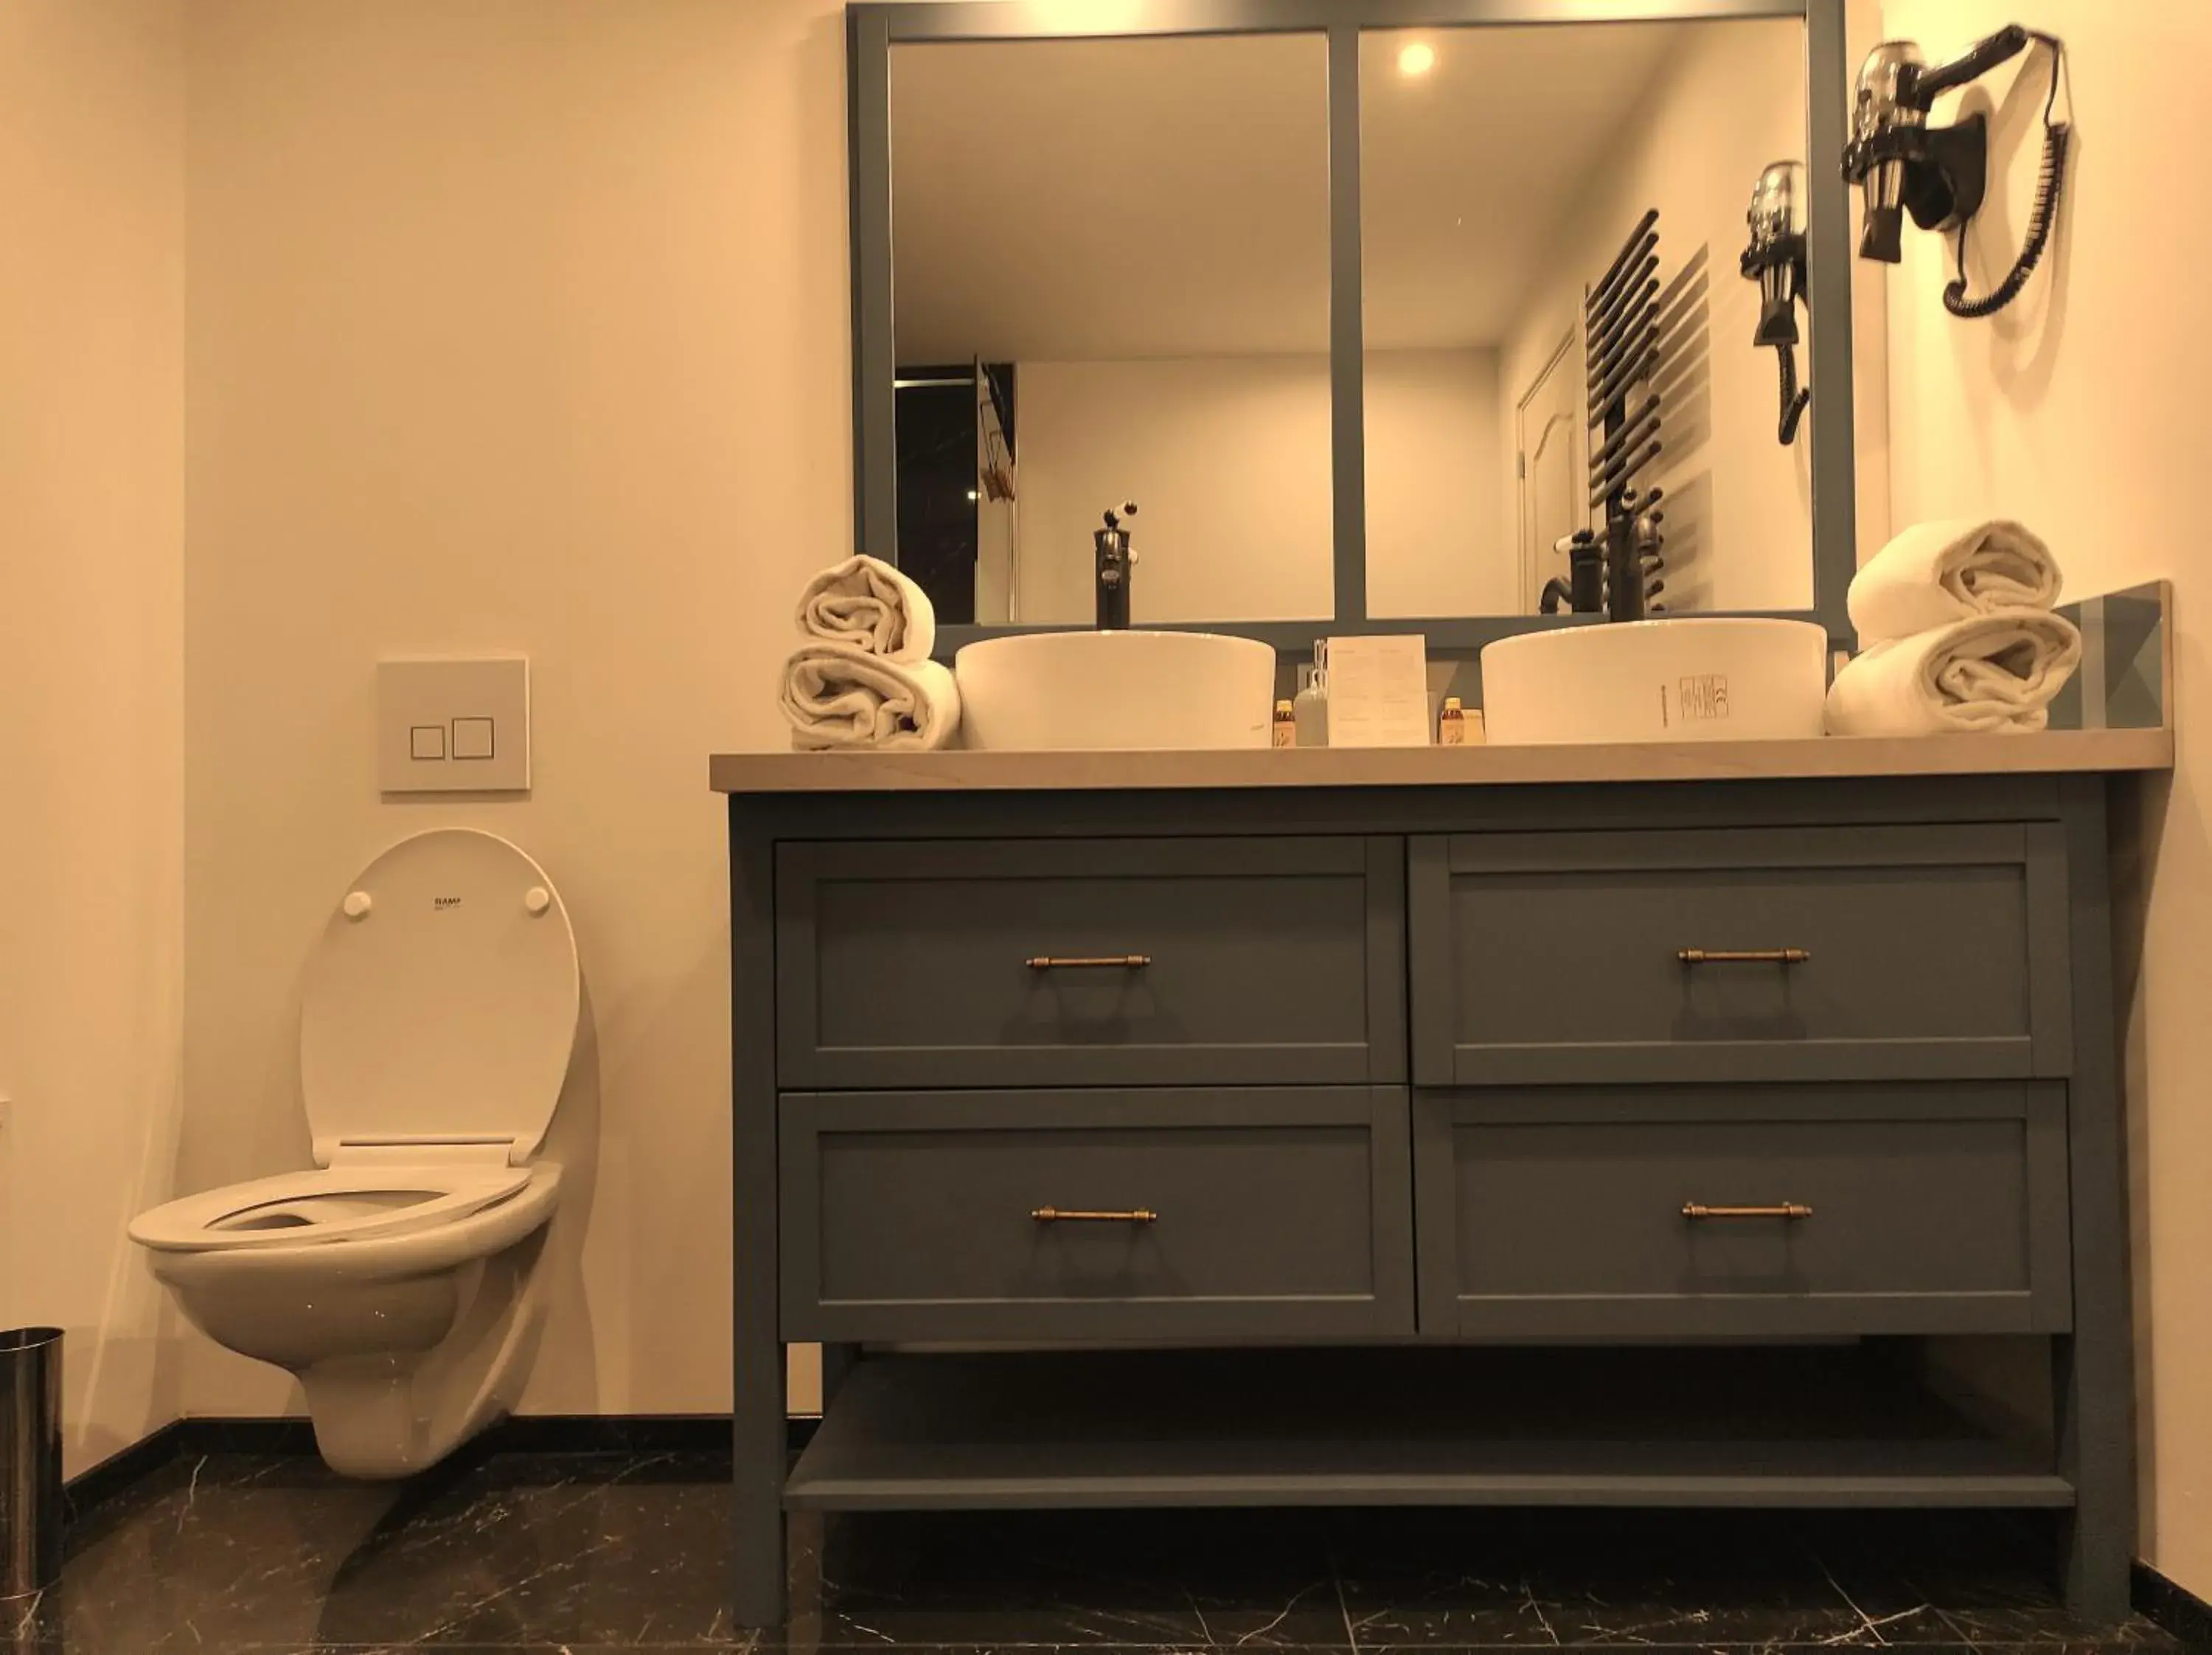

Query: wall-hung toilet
[130,828,583,1478]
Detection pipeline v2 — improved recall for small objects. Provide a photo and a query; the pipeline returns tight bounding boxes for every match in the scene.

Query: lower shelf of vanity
[785,1346,2073,1513]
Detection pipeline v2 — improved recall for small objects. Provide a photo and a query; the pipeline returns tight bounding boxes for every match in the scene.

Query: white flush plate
[378,658,530,793]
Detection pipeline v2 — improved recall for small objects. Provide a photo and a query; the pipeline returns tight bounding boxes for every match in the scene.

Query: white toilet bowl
[130,828,584,1478]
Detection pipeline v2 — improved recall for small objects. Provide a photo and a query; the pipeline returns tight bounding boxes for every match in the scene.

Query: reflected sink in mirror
[1481,618,1829,745]
[955,631,1278,751]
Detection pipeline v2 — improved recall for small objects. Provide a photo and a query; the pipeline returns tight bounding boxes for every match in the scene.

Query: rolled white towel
[796,554,936,663]
[779,644,961,751]
[1850,520,2062,643]
[1825,610,2083,737]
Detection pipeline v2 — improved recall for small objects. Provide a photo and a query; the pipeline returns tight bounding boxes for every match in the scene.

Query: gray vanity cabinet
[725,771,2138,1628]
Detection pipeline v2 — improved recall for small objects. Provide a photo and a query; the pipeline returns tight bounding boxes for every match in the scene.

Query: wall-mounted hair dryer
[1840,24,2070,318]
[1739,161,1809,445]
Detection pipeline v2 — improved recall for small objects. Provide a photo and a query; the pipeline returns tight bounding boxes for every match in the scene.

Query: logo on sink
[1678,675,1731,721]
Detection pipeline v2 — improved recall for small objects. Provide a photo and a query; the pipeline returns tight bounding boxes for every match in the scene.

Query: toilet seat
[129,1162,533,1252]
[132,829,581,1260]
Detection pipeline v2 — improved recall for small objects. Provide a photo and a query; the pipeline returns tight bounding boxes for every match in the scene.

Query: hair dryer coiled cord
[1775,342,1810,444]
[1944,32,2070,319]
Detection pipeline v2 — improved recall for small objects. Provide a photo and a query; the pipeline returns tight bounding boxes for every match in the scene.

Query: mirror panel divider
[1329,21,1366,627]
[1803,0,1858,633]
[846,5,896,566]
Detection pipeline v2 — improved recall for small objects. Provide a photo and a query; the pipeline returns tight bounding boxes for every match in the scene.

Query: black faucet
[1094,502,1138,630]
[1537,488,1664,620]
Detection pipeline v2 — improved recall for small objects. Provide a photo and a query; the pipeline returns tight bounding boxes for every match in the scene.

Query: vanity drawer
[776,837,1404,1089]
[779,1087,1415,1342]
[1412,1083,2071,1338]
[1408,825,2070,1086]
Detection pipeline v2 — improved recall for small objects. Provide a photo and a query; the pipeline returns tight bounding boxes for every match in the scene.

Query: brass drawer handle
[1683,1202,1814,1221]
[1677,948,1812,965]
[1032,1206,1158,1224]
[1025,954,1151,970]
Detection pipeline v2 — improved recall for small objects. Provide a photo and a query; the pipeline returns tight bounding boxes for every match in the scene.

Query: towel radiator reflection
[1564,209,1669,621]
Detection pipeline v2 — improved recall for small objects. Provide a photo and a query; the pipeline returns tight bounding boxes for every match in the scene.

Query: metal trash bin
[0,1328,62,1599]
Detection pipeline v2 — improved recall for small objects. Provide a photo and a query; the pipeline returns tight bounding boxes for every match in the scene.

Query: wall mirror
[849,1,1855,653]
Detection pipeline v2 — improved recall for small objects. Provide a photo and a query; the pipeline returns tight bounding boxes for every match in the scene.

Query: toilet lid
[300,829,579,1167]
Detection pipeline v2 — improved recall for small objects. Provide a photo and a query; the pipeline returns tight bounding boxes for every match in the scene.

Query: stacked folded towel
[1825,521,2082,737]
[779,556,961,751]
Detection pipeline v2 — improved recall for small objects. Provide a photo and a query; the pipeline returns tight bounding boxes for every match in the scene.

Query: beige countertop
[711,727,2173,795]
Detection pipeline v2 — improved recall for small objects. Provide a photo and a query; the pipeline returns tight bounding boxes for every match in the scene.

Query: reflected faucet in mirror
[1095,502,1138,630]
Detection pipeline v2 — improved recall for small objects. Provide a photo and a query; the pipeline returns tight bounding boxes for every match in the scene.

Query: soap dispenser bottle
[1294,642,1329,747]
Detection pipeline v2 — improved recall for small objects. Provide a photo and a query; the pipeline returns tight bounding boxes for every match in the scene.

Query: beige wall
[0,0,189,1476]
[1012,355,1335,625]
[1367,348,1513,619]
[1874,0,2212,1599]
[177,0,852,1418]
[1008,347,1506,625]
[1500,17,1812,613]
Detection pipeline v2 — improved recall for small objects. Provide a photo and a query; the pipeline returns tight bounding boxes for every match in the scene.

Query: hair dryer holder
[1741,228,1808,348]
[1862,114,1991,237]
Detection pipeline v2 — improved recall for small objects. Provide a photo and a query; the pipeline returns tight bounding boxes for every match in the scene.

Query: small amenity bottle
[1272,699,1296,748]
[1439,697,1467,746]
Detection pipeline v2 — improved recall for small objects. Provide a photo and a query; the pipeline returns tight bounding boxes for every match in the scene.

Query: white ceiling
[1359,24,1685,351]
[891,33,1332,364]
[888,23,1702,363]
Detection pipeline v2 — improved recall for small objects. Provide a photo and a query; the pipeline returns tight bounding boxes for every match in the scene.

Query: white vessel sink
[955,630,1278,751]
[1481,618,1829,745]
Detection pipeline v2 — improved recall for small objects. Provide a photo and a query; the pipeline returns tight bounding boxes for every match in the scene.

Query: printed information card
[1324,634,1431,748]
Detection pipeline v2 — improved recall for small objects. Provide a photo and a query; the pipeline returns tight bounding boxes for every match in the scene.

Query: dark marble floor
[4,1448,2188,1654]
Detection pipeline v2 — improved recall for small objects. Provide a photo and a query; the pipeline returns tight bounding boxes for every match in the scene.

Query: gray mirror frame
[849,0,1856,659]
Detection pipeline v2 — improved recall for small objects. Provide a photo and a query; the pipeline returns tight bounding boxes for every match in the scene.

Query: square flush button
[452,717,495,760]
[378,658,529,793]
